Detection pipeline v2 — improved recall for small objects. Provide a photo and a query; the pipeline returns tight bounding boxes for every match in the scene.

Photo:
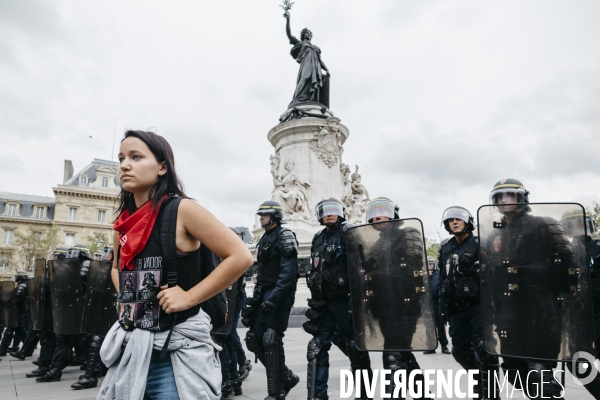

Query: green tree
[426,243,439,259]
[12,225,60,272]
[587,202,600,239]
[86,233,109,256]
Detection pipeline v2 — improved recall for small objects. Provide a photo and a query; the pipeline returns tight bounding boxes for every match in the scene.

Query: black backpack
[160,196,228,332]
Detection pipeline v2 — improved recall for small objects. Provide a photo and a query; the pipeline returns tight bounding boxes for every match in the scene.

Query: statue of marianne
[284,11,330,109]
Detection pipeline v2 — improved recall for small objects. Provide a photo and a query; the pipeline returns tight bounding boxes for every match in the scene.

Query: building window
[2,230,14,244]
[68,207,77,220]
[98,210,106,223]
[0,253,10,271]
[102,177,109,188]
[35,206,45,219]
[79,175,88,186]
[66,233,75,247]
[7,204,17,216]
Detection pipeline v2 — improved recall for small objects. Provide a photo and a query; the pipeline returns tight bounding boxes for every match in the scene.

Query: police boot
[347,339,373,400]
[263,329,284,400]
[452,347,481,398]
[10,350,28,361]
[525,361,564,400]
[232,379,243,396]
[221,380,234,399]
[36,367,62,382]
[71,375,98,390]
[238,359,252,381]
[382,352,406,400]
[283,364,299,395]
[474,340,500,400]
[402,352,433,400]
[0,330,14,356]
[12,331,38,360]
[26,366,49,378]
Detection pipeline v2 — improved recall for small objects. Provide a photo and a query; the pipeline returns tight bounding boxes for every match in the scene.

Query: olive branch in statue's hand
[281,0,294,17]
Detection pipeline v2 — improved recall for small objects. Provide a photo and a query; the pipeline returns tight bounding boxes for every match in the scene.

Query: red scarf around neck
[113,197,166,271]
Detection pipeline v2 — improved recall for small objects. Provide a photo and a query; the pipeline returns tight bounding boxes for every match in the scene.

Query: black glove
[261,300,276,315]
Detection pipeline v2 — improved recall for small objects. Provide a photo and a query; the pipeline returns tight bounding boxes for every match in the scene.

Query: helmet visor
[366,200,396,222]
[489,188,527,205]
[316,201,344,220]
[67,249,80,259]
[441,206,472,224]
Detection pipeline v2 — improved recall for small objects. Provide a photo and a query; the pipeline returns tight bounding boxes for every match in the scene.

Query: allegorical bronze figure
[283,4,330,109]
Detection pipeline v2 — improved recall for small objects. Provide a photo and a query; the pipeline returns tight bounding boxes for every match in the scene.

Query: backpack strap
[160,196,182,288]
[159,195,181,358]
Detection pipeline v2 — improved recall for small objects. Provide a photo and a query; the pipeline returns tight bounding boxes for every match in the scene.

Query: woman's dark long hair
[116,130,188,216]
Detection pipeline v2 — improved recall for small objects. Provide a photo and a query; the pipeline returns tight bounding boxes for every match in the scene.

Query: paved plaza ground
[0,325,594,400]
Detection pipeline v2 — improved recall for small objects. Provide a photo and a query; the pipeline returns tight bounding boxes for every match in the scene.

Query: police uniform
[304,201,372,400]
[438,206,499,400]
[244,201,299,400]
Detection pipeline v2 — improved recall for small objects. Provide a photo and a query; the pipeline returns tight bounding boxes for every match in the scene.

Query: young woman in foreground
[97,130,253,400]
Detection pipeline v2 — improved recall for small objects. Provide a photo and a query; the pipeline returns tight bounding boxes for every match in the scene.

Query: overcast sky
[1,0,599,239]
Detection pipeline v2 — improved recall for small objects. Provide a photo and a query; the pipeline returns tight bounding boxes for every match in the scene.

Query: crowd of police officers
[0,244,116,389]
[2,177,600,400]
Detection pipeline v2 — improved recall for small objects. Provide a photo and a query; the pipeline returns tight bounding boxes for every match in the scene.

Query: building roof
[0,192,55,205]
[64,158,120,187]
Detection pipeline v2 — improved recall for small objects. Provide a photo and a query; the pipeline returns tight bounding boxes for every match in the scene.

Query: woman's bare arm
[157,199,254,314]
[111,230,119,291]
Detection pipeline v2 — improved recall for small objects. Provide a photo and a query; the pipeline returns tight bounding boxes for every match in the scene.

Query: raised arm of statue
[285,13,300,45]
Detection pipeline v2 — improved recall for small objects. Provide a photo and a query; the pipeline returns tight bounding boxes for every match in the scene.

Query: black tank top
[116,204,202,331]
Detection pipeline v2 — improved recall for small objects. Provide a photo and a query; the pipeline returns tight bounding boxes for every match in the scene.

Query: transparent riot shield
[80,261,118,337]
[1,281,18,329]
[478,203,595,361]
[212,280,237,336]
[49,258,85,335]
[29,259,47,330]
[347,219,437,351]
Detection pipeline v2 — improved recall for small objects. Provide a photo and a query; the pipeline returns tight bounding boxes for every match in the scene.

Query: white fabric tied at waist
[97,309,222,400]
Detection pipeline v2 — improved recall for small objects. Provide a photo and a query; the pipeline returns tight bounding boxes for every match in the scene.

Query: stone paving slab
[0,327,594,399]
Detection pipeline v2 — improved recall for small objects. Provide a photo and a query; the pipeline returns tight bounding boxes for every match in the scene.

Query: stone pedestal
[251,105,371,259]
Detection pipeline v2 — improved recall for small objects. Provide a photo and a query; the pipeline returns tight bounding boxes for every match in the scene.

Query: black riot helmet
[67,244,92,260]
[13,270,29,282]
[315,198,345,226]
[52,246,69,260]
[256,200,286,229]
[489,179,529,205]
[366,197,399,223]
[560,209,596,237]
[441,206,475,235]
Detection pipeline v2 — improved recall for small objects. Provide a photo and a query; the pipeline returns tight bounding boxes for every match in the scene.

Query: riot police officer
[481,179,568,399]
[362,197,433,399]
[439,205,499,400]
[37,244,90,383]
[559,209,600,398]
[25,247,64,378]
[11,269,40,361]
[243,200,300,400]
[304,198,372,400]
[0,272,29,356]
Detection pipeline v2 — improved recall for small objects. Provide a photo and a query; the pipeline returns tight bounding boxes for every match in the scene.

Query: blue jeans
[144,350,179,400]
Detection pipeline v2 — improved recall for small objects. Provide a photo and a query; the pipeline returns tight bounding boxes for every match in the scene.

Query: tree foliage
[86,233,109,256]
[587,202,600,239]
[12,225,60,272]
[426,243,439,259]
